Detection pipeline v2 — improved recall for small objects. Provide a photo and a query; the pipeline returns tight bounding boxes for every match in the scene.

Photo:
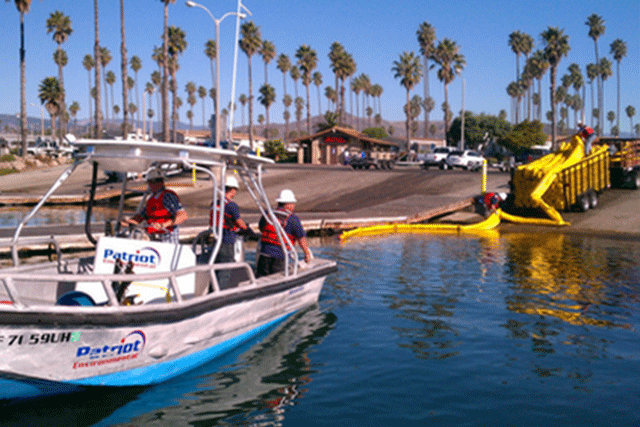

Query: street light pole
[186,1,246,149]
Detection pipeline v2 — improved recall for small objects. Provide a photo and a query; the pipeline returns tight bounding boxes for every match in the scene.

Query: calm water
[1,232,640,426]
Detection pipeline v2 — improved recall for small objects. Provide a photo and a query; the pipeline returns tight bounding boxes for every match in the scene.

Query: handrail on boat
[0,260,257,308]
[10,235,63,267]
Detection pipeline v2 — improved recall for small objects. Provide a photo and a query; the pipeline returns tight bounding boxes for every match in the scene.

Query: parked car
[422,146,453,169]
[27,138,75,158]
[445,150,485,171]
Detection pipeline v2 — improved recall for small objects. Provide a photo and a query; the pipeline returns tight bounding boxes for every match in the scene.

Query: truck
[27,138,74,158]
[594,137,640,189]
[349,150,396,170]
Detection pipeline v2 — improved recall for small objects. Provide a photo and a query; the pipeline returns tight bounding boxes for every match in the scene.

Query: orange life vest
[146,189,177,235]
[260,209,296,249]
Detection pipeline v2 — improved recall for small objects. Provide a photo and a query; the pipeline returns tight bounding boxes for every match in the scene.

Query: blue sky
[1,0,638,134]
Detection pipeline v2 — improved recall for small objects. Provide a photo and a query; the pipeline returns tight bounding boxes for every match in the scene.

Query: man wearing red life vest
[209,176,251,264]
[257,189,311,277]
[124,169,188,244]
[578,122,595,155]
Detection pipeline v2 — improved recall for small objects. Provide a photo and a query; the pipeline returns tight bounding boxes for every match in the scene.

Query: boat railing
[8,235,64,267]
[0,260,257,309]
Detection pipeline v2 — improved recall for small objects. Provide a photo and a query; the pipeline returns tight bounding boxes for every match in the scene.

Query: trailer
[594,137,640,189]
[510,136,610,222]
[349,150,396,170]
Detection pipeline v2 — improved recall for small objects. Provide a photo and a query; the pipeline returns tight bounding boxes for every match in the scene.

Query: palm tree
[331,49,355,126]
[167,25,187,143]
[46,10,73,139]
[351,77,362,130]
[610,38,627,131]
[82,54,95,132]
[160,0,177,142]
[197,85,207,129]
[358,73,371,128]
[586,63,598,127]
[417,21,436,138]
[100,46,112,126]
[328,42,345,115]
[69,101,80,134]
[295,44,318,134]
[52,48,68,140]
[626,105,636,133]
[586,13,605,135]
[239,20,262,150]
[290,66,300,103]
[324,86,336,112]
[541,26,570,149]
[106,70,116,127]
[313,71,323,117]
[260,40,276,84]
[432,39,466,142]
[130,55,142,129]
[276,54,291,141]
[282,94,292,140]
[8,0,32,155]
[599,57,613,132]
[204,39,216,109]
[258,83,276,137]
[93,0,103,138]
[185,81,197,131]
[118,0,129,137]
[238,94,248,127]
[371,84,383,117]
[146,82,156,136]
[38,77,64,142]
[392,51,422,147]
[151,70,161,135]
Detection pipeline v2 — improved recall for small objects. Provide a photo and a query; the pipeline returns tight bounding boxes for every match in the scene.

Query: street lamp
[186,0,247,149]
[30,103,44,139]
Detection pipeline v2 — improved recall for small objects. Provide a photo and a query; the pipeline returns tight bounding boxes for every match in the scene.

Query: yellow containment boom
[339,209,566,242]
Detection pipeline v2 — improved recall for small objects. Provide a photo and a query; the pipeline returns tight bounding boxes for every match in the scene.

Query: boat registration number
[0,332,80,346]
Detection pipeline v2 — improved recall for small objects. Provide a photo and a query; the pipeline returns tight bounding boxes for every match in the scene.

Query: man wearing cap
[124,169,188,244]
[256,189,311,277]
[210,176,252,264]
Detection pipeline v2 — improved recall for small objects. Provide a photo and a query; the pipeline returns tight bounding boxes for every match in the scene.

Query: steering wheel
[117,223,151,241]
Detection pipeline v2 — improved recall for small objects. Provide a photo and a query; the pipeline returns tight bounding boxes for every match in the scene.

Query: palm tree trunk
[550,66,557,149]
[94,0,103,139]
[405,89,410,147]
[162,4,170,142]
[248,59,254,151]
[423,54,428,138]
[305,82,311,134]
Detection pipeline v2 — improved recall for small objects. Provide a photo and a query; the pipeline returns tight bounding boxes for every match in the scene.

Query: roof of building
[289,126,399,147]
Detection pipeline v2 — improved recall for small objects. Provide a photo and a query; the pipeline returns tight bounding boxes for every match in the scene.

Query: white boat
[0,138,337,401]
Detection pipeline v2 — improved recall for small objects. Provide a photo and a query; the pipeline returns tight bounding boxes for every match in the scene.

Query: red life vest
[146,189,177,235]
[579,126,594,141]
[260,209,296,249]
[483,192,499,210]
[209,199,238,231]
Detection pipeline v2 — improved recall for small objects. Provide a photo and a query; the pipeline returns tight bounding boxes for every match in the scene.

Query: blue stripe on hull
[1,311,294,401]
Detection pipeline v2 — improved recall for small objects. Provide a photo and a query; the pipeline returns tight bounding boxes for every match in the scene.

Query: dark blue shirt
[222,200,241,244]
[259,211,305,259]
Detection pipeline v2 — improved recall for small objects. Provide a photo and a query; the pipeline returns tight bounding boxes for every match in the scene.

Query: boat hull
[0,269,332,401]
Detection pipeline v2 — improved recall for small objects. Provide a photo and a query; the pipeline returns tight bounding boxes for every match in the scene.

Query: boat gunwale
[0,260,337,327]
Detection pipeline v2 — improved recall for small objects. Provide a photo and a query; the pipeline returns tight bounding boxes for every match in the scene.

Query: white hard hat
[225,176,239,189]
[276,189,297,204]
[146,169,164,182]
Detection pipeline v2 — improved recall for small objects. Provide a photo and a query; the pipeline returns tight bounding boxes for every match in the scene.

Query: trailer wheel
[588,190,598,209]
[577,194,590,212]
[387,161,394,170]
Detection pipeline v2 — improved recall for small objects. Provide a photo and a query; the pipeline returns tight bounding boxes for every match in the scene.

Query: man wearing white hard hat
[210,176,252,265]
[257,188,311,277]
[123,168,188,244]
